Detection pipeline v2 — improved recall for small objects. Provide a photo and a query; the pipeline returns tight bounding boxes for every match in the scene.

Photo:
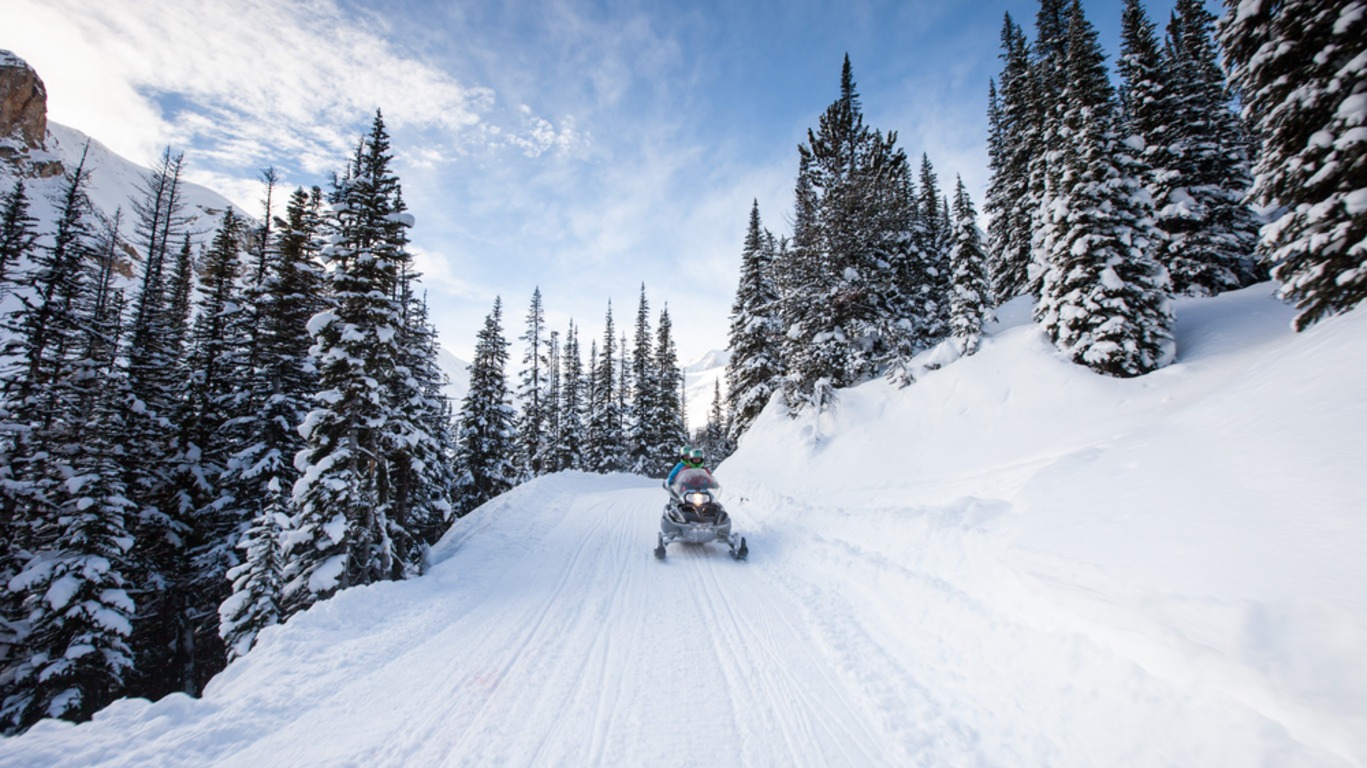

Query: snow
[3,285,1366,767]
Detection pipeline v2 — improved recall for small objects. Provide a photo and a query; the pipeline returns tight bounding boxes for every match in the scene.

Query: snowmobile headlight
[686,492,708,507]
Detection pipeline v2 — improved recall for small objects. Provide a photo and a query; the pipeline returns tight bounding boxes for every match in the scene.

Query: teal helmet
[686,448,705,466]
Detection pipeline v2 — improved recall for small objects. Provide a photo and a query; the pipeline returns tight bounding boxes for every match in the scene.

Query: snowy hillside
[2,121,246,251]
[2,285,1364,767]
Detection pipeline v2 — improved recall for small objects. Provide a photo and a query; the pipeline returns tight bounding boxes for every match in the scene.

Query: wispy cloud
[8,0,577,179]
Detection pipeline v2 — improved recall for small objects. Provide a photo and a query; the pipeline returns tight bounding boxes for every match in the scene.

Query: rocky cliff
[1,50,63,177]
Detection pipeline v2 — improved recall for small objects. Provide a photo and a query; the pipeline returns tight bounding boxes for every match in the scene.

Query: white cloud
[6,0,579,178]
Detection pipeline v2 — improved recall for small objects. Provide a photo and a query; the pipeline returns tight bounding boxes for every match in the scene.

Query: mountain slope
[2,285,1363,767]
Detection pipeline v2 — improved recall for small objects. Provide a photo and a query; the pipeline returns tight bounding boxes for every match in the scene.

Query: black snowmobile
[655,467,748,560]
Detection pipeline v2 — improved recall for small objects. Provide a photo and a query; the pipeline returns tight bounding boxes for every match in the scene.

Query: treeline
[455,283,691,512]
[0,112,465,732]
[723,0,1365,442]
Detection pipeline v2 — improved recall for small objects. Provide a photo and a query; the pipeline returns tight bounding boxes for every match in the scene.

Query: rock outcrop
[1,50,48,149]
[1,50,62,177]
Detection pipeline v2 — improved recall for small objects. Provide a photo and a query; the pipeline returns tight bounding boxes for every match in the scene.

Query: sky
[5,0,1184,362]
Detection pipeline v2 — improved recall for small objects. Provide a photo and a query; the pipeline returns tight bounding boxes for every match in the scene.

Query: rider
[665,446,710,488]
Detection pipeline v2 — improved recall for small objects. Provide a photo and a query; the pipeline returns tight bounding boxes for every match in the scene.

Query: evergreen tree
[120,148,199,702]
[645,308,687,476]
[627,285,654,474]
[220,186,324,652]
[0,179,38,286]
[555,322,585,472]
[1122,0,1261,296]
[782,56,917,410]
[0,150,137,731]
[1034,0,1175,377]
[949,178,995,356]
[288,112,422,610]
[986,15,1038,301]
[584,303,624,472]
[540,329,563,473]
[178,209,254,688]
[916,155,951,342]
[1220,0,1363,328]
[516,288,550,478]
[453,299,517,514]
[725,200,782,441]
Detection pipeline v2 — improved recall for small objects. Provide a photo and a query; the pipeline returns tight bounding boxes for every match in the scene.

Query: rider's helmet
[678,445,693,463]
[685,448,705,467]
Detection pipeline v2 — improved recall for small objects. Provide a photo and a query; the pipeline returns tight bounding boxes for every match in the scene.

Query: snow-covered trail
[1,477,921,768]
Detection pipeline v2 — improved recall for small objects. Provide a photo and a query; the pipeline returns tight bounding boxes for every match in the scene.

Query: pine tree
[986,15,1038,301]
[1220,0,1364,328]
[1034,0,1175,377]
[555,322,585,472]
[1122,0,1261,296]
[220,186,324,653]
[584,302,625,472]
[725,200,782,440]
[288,112,422,610]
[0,179,38,286]
[540,329,563,473]
[645,307,687,476]
[516,288,550,478]
[177,208,255,688]
[949,178,995,356]
[626,285,654,473]
[782,56,917,409]
[120,149,199,702]
[0,150,137,731]
[453,299,517,514]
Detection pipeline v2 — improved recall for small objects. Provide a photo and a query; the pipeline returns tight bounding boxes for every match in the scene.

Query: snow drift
[1,284,1363,767]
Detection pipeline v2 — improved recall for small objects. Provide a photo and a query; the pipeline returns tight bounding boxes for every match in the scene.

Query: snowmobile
[654,467,748,560]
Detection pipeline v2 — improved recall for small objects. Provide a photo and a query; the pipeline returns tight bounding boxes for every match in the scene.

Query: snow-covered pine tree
[118,149,202,702]
[949,178,995,356]
[645,307,687,476]
[1034,0,1175,377]
[986,15,1038,302]
[1122,0,1261,296]
[725,200,782,441]
[391,281,456,547]
[557,322,586,471]
[584,302,625,473]
[540,329,562,473]
[0,150,137,732]
[0,179,38,286]
[516,287,551,479]
[783,56,917,409]
[453,299,517,514]
[176,208,258,688]
[915,155,951,342]
[626,285,654,474]
[1219,0,1364,329]
[780,153,840,415]
[288,112,421,610]
[219,185,324,654]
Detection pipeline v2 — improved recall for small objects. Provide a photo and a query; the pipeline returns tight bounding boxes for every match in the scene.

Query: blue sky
[7,0,1182,363]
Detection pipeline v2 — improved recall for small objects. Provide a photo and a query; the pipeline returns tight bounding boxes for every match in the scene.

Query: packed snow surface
[3,285,1365,767]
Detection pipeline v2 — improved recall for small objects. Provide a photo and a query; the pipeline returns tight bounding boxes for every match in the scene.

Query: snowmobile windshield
[671,467,719,494]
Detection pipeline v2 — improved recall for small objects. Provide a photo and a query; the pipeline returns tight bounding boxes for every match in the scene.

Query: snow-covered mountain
[6,284,1362,767]
[435,345,471,406]
[683,348,728,431]
[1,121,247,258]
